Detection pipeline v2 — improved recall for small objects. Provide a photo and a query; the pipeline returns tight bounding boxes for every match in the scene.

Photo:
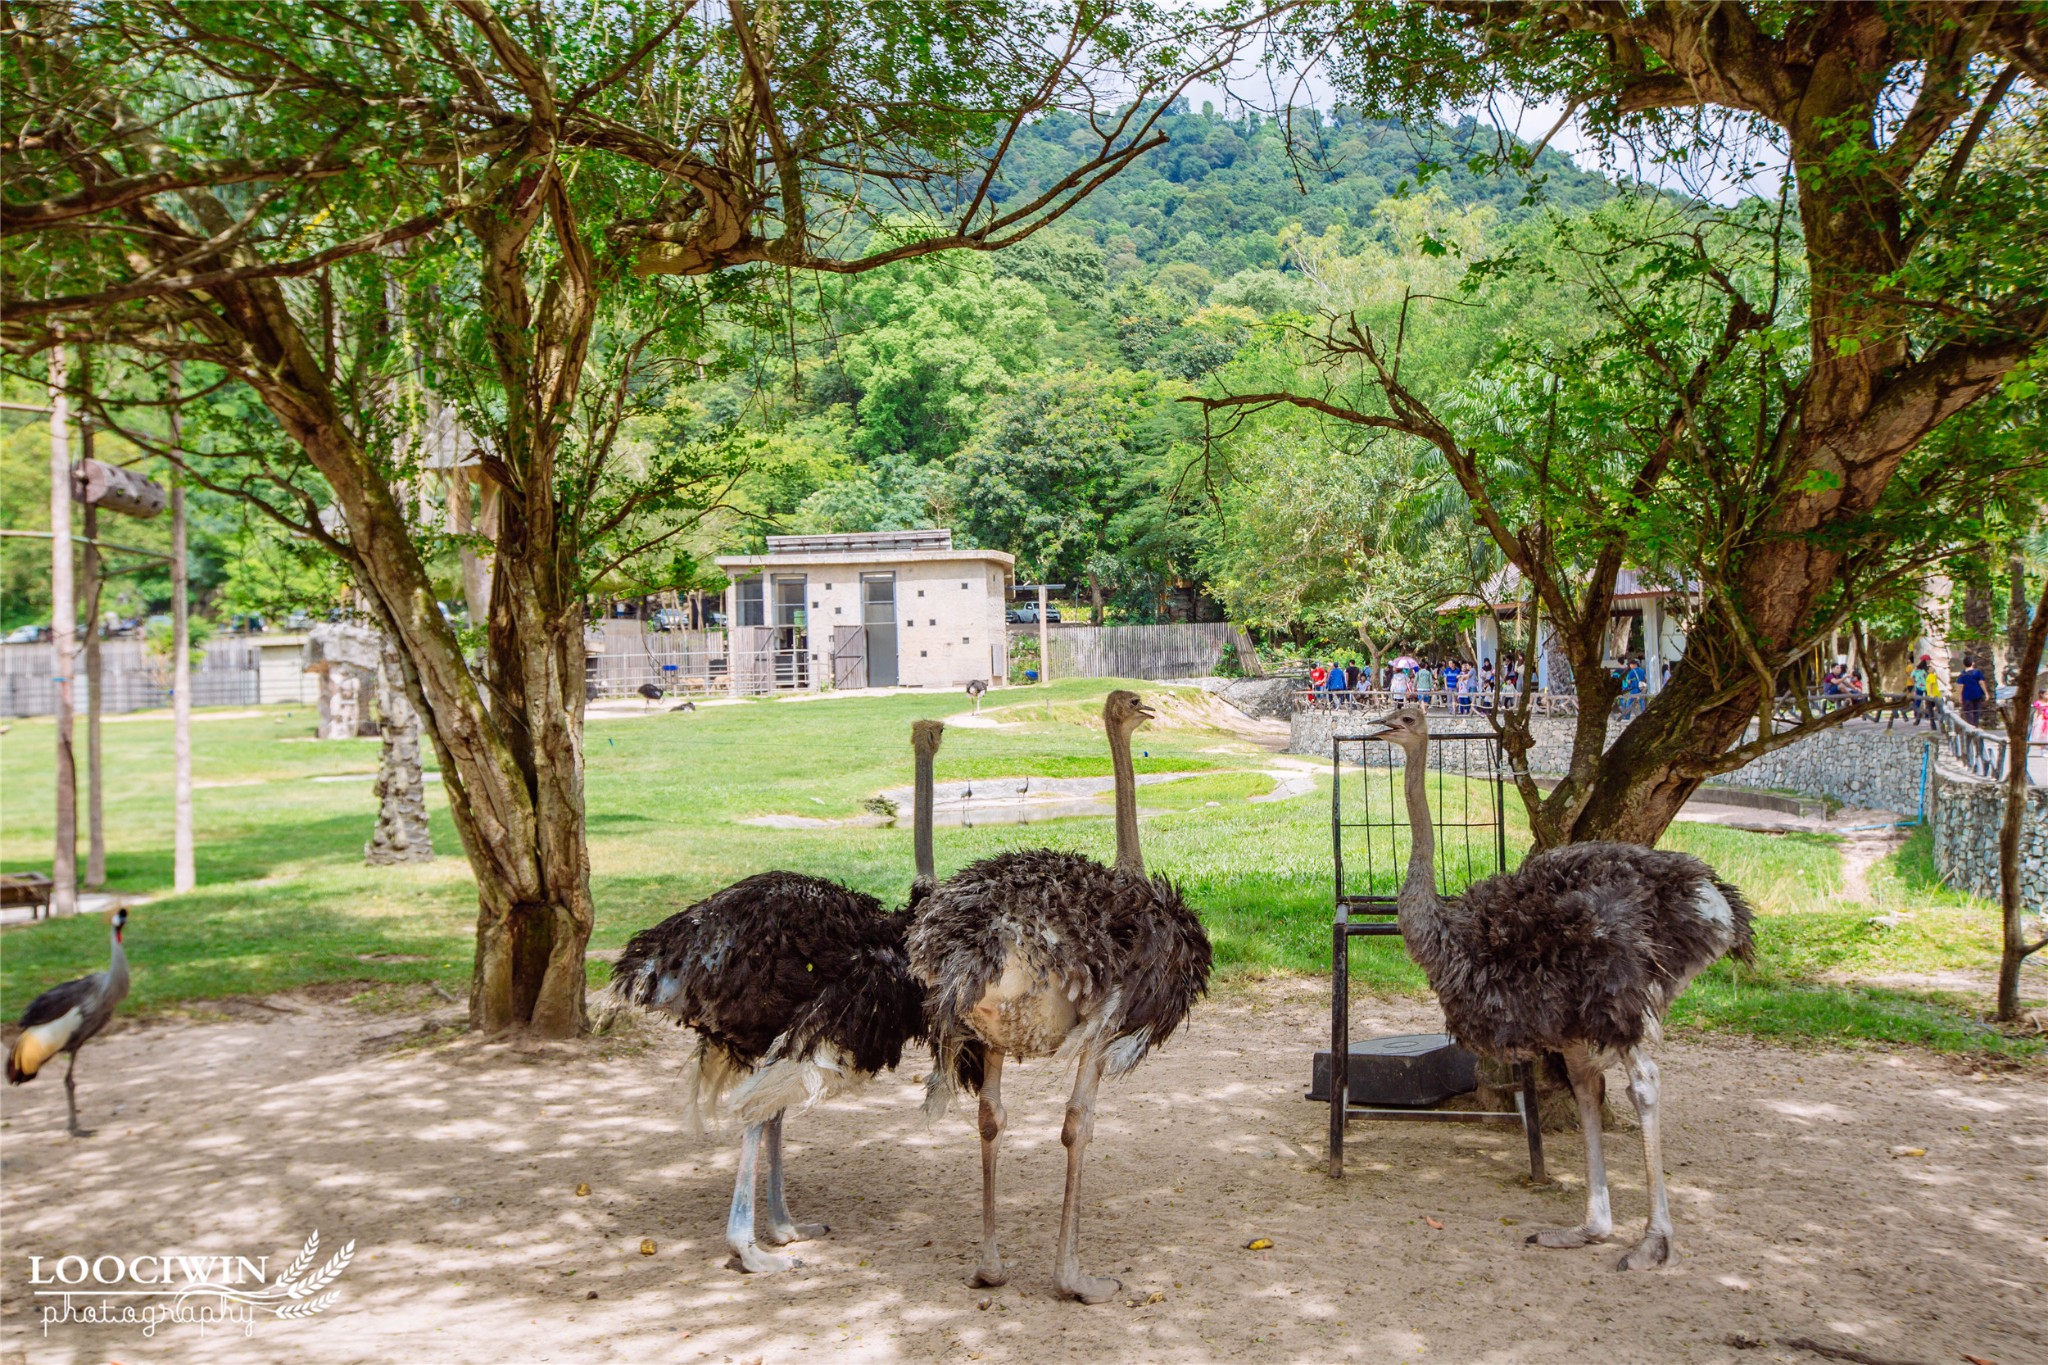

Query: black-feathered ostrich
[910,690,1211,1302]
[8,908,130,1136]
[608,721,942,1273]
[965,678,989,714]
[1361,705,1752,1270]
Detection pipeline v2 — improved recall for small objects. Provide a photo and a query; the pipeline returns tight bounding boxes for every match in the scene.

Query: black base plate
[1307,1032,1479,1107]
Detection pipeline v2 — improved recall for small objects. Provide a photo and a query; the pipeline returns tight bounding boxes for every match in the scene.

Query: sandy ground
[3,981,2044,1365]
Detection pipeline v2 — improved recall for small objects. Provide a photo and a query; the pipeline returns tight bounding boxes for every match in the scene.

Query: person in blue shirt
[1325,660,1350,702]
[1958,657,1987,726]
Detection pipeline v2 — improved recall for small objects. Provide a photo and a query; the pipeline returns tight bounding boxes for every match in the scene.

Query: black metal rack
[1324,729,1546,1182]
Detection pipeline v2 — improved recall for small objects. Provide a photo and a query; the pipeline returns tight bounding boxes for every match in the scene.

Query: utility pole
[170,360,195,892]
[48,337,77,918]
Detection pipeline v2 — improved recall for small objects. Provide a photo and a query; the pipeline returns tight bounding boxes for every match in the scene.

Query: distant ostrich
[8,908,130,1136]
[910,691,1211,1302]
[965,678,989,714]
[608,721,943,1273]
[636,682,664,710]
[1362,705,1753,1270]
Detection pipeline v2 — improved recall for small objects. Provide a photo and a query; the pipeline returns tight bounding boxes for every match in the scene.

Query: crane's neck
[912,742,936,894]
[106,925,129,996]
[1108,720,1144,877]
[1396,746,1443,930]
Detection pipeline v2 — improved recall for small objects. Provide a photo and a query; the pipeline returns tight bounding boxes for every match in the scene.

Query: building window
[736,576,765,627]
[920,650,927,657]
[961,637,969,644]
[917,589,925,597]
[961,582,968,589]
[928,619,936,626]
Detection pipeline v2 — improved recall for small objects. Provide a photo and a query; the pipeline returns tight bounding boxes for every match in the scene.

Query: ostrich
[607,721,942,1273]
[965,678,989,714]
[636,681,664,710]
[1360,705,1753,1270]
[910,690,1210,1302]
[8,907,130,1136]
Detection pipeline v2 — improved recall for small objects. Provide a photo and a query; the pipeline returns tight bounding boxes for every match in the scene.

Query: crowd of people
[1303,656,1525,712]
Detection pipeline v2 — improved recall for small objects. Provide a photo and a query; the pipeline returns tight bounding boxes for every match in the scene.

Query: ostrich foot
[1616,1230,1672,1271]
[66,1125,95,1138]
[730,1244,803,1274]
[1527,1225,1610,1249]
[1055,1272,1121,1305]
[970,1261,1009,1288]
[761,1221,828,1247]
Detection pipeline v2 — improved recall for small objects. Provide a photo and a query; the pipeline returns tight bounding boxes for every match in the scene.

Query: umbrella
[1391,654,1421,671]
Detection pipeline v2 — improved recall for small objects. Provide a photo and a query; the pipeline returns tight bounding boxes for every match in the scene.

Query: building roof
[717,528,1013,573]
[1437,565,1697,614]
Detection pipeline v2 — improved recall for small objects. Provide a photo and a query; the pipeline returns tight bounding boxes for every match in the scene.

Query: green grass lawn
[1,679,2036,1062]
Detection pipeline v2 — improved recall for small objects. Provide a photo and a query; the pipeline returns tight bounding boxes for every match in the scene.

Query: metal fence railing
[1933,700,2048,786]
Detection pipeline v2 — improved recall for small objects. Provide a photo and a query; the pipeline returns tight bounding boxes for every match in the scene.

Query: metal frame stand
[1324,730,1546,1183]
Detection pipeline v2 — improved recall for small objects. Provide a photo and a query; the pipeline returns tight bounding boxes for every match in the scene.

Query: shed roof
[717,528,1013,573]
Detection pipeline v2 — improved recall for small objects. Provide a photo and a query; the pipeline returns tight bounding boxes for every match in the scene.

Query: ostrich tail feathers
[1714,878,1758,963]
[1102,1026,1153,1079]
[677,1038,747,1138]
[727,1039,856,1125]
[922,1063,957,1122]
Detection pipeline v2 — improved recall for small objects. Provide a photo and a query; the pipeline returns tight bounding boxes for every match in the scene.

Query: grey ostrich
[1361,705,1753,1269]
[965,678,989,714]
[8,907,130,1136]
[608,721,943,1273]
[909,690,1211,1302]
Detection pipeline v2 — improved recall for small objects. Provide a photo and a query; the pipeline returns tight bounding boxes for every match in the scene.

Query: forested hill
[996,101,1616,279]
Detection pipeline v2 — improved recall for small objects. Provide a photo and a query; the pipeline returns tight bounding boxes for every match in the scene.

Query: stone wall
[1289,706,1936,814]
[1928,763,2048,909]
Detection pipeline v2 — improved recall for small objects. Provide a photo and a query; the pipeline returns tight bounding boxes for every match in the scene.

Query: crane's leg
[761,1109,828,1246]
[1528,1045,1611,1249]
[64,1052,91,1138]
[1052,1042,1118,1304]
[1617,1046,1674,1270]
[971,1048,1008,1288]
[726,1120,800,1273]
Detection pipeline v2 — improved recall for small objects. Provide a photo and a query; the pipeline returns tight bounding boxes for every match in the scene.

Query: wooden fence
[1016,622,1253,681]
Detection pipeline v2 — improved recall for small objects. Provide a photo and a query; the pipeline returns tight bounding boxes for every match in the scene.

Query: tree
[6,0,1233,1034]
[1208,1,2048,845]
[1998,567,2047,1022]
[952,366,1187,622]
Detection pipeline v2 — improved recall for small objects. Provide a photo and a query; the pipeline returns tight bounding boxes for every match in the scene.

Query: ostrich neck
[912,745,936,890]
[1108,722,1143,877]
[1396,748,1445,930]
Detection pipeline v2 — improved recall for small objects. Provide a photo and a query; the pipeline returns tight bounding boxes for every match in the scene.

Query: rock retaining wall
[1289,707,1936,814]
[1928,763,2048,909]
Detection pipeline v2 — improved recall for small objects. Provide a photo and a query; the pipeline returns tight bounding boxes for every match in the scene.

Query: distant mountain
[993,101,1615,279]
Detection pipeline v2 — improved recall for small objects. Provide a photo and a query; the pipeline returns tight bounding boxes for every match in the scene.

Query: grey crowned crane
[8,907,131,1137]
[607,721,943,1273]
[1361,705,1754,1270]
[909,691,1211,1302]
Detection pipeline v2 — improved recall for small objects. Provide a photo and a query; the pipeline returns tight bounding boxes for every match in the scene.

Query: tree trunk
[82,500,105,890]
[2009,552,2031,684]
[1996,571,2048,1022]
[1088,574,1104,627]
[1961,566,1996,675]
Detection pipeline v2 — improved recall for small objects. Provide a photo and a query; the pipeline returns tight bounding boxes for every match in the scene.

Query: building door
[773,575,808,688]
[862,572,898,688]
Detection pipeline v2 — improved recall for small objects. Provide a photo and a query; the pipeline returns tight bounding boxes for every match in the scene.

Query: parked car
[286,609,313,631]
[2,624,50,645]
[1006,603,1062,624]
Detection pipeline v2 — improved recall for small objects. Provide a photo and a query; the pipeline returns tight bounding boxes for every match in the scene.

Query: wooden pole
[48,338,78,918]
[83,499,105,889]
[170,359,195,892]
[1037,584,1050,686]
[81,348,107,890]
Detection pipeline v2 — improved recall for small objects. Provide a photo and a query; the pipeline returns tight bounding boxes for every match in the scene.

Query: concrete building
[715,530,1013,691]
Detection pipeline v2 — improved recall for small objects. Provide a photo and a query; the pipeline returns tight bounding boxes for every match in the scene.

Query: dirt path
[3,981,2043,1365]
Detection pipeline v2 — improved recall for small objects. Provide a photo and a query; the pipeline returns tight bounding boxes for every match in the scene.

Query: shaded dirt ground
[3,980,2043,1365]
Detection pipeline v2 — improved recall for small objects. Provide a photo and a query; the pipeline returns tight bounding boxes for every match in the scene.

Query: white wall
[731,556,1008,690]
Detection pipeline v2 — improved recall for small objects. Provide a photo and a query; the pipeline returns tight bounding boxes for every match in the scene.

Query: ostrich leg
[64,1053,91,1138]
[726,1121,800,1273]
[1529,1045,1611,1249]
[971,1049,1009,1287]
[761,1109,828,1245]
[1617,1047,1674,1270]
[1052,1043,1119,1304]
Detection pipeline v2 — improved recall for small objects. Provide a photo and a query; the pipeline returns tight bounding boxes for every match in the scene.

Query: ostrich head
[1102,689,1155,734]
[911,718,946,756]
[1361,704,1430,755]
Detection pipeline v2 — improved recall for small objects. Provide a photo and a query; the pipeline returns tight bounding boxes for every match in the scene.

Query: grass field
[1,679,2037,1061]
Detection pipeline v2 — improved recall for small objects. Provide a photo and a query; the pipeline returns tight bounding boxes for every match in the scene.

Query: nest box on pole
[71,457,167,519]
